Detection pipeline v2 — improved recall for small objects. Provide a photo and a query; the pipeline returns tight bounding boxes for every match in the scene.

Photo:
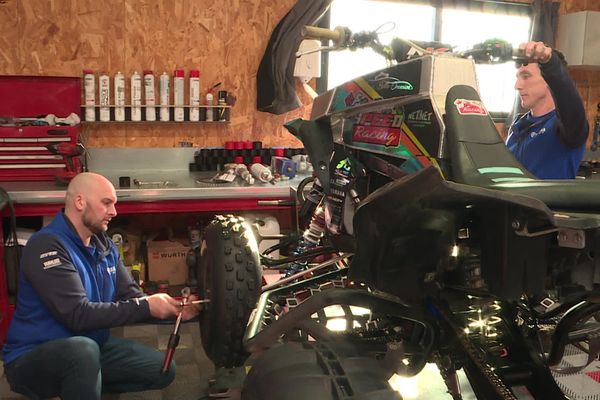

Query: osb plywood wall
[561,0,600,152]
[1,0,599,149]
[0,0,310,148]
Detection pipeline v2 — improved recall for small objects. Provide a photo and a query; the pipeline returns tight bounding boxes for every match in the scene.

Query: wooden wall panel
[0,0,307,148]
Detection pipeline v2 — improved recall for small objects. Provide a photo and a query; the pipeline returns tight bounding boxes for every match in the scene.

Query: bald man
[3,172,198,400]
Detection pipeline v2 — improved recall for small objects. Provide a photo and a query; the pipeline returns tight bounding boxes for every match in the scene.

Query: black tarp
[256,0,332,115]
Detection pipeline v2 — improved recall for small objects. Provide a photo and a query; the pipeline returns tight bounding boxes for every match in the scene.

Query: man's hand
[181,294,201,321]
[519,41,552,64]
[146,293,180,319]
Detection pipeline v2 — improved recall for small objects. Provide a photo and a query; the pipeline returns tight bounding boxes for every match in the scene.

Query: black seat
[444,84,600,212]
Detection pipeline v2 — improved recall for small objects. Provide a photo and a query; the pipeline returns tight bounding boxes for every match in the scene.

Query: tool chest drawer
[0,75,81,181]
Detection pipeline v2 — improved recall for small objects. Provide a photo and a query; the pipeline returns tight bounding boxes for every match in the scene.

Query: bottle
[143,70,156,121]
[189,69,200,122]
[205,88,214,122]
[114,71,126,121]
[99,74,110,122]
[160,72,170,122]
[130,71,142,122]
[173,69,185,122]
[83,69,96,121]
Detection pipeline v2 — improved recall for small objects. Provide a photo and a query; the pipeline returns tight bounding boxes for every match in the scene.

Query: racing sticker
[454,99,488,116]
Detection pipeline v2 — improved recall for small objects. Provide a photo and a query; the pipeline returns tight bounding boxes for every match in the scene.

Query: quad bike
[197,25,600,400]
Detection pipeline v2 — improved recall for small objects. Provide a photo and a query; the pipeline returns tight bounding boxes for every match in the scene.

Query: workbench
[0,148,303,344]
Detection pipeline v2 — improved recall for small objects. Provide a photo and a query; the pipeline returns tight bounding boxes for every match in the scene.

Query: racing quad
[196,25,600,400]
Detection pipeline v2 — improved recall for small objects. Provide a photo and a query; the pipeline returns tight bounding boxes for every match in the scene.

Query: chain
[438,306,517,400]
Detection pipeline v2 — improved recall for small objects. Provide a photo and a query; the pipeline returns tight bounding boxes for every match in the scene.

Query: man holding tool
[2,172,201,400]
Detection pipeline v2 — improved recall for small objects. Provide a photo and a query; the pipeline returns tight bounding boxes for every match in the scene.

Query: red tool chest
[0,75,82,181]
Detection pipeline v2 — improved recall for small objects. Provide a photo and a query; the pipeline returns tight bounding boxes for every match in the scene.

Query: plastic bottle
[205,88,214,122]
[114,71,126,121]
[189,69,200,122]
[143,70,156,121]
[99,74,110,122]
[130,71,142,122]
[173,69,185,122]
[160,72,170,122]
[83,69,96,121]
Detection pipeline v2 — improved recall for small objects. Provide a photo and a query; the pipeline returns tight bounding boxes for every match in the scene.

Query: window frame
[316,0,533,121]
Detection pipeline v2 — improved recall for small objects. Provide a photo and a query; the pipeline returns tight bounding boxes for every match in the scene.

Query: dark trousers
[4,335,176,400]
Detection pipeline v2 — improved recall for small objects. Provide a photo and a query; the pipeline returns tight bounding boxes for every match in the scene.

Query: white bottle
[131,71,142,122]
[114,71,126,121]
[205,89,214,122]
[173,69,185,122]
[189,70,200,122]
[83,69,96,121]
[160,72,170,122]
[143,70,156,121]
[99,74,110,122]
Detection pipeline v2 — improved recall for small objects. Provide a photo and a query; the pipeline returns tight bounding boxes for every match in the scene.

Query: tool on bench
[161,287,191,375]
[45,142,86,185]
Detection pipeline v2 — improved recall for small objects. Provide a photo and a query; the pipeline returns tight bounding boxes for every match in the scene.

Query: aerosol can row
[82,69,224,122]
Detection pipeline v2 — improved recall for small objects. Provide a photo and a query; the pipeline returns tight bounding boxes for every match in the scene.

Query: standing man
[3,172,199,399]
[507,41,589,179]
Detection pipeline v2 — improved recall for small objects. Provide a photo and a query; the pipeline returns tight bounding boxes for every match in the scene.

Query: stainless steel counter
[1,148,304,204]
[1,171,298,204]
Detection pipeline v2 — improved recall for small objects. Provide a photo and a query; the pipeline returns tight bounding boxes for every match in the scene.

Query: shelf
[80,105,231,123]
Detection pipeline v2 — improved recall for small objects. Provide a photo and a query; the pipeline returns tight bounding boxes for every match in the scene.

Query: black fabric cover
[256,0,332,115]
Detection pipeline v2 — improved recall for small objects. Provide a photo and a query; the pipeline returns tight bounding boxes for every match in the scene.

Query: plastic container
[205,88,214,122]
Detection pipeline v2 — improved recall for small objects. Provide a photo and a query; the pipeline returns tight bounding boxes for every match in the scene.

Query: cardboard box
[147,240,190,285]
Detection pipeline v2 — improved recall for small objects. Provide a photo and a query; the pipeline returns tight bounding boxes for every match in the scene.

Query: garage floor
[0,321,552,400]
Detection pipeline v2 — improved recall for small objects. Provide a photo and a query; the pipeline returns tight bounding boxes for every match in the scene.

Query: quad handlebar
[301,25,528,65]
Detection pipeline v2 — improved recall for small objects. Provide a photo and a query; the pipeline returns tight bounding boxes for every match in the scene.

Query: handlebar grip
[301,26,342,42]
[300,25,347,47]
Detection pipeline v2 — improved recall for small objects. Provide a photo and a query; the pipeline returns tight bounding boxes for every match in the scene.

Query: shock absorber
[283,206,327,277]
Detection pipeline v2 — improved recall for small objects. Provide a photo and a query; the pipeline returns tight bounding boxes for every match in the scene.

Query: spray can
[160,72,170,122]
[83,69,96,122]
[205,88,214,122]
[99,74,110,122]
[173,69,185,122]
[131,71,142,122]
[143,70,156,121]
[114,71,126,121]
[189,69,200,122]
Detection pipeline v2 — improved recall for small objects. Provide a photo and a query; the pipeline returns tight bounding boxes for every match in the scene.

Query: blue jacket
[3,211,150,364]
[506,51,588,179]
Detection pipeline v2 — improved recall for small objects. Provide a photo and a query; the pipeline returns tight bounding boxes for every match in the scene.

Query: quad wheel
[242,341,401,400]
[197,215,262,368]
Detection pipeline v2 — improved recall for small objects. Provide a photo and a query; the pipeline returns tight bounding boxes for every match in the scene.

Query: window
[326,0,532,115]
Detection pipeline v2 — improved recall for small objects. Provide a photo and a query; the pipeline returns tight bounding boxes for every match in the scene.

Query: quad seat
[444,84,600,213]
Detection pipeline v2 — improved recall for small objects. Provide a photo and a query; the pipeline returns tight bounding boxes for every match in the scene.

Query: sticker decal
[454,99,488,116]
[369,72,414,91]
[43,258,62,269]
